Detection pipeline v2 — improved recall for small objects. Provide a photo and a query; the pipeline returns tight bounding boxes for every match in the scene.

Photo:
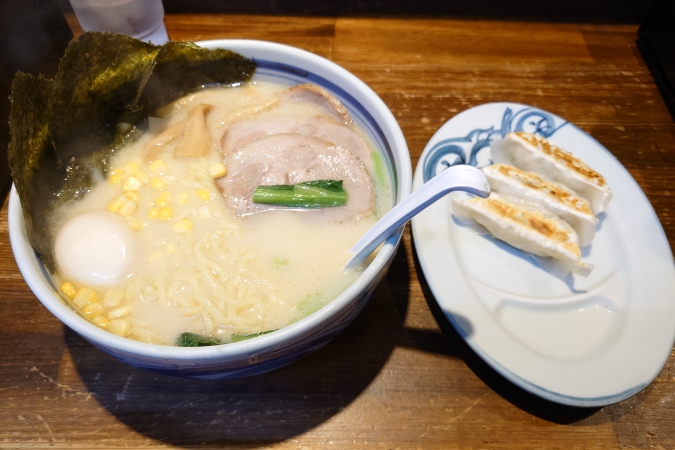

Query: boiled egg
[55,211,139,286]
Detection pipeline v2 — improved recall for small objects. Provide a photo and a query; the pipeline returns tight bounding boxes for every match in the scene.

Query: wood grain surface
[1,13,675,449]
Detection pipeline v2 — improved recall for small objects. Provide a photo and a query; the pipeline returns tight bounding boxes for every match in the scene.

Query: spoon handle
[344,165,490,270]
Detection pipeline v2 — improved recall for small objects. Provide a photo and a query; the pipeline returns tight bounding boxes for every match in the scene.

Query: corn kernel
[134,170,150,184]
[124,191,140,202]
[73,288,96,308]
[123,161,139,175]
[118,199,137,216]
[155,196,168,207]
[177,192,188,204]
[108,168,125,185]
[149,159,167,175]
[125,215,143,231]
[109,173,124,185]
[209,163,227,179]
[107,195,126,213]
[91,315,109,329]
[106,304,133,320]
[60,282,77,300]
[103,289,125,308]
[149,207,160,219]
[82,302,103,318]
[158,206,173,220]
[172,218,193,233]
[123,176,142,191]
[108,319,131,337]
[196,189,211,201]
[150,177,164,191]
[160,191,172,200]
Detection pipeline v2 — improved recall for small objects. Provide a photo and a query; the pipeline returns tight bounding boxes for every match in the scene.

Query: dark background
[57,0,656,24]
[0,0,73,203]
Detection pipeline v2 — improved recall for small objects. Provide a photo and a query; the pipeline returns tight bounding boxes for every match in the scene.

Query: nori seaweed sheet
[8,73,65,271]
[48,32,160,170]
[8,32,257,272]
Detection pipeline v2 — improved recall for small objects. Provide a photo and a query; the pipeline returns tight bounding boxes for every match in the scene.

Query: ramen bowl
[8,39,411,379]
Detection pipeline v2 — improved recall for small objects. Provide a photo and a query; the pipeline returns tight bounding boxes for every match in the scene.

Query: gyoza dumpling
[453,192,593,277]
[482,164,598,247]
[490,132,612,215]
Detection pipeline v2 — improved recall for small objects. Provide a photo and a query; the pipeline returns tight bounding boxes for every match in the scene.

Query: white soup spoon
[344,164,490,270]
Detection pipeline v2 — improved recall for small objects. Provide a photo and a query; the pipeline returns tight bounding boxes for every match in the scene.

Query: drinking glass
[69,0,168,44]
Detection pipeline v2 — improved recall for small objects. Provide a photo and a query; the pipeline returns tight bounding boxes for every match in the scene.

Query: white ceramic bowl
[9,40,411,379]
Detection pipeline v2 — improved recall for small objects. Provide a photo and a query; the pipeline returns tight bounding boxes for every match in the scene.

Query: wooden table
[1,13,674,449]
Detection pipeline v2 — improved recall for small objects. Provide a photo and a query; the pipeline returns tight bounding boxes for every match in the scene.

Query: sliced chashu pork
[222,114,372,164]
[280,84,351,124]
[217,133,374,221]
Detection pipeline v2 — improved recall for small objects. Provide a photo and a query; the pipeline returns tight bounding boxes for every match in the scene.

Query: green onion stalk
[252,180,347,208]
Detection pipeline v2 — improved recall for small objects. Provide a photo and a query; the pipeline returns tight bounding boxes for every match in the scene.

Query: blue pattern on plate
[422,106,568,182]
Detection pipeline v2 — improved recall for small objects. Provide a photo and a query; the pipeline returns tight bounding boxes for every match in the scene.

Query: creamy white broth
[52,81,391,346]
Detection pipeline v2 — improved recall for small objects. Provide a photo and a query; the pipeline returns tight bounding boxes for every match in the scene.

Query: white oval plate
[411,102,675,406]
